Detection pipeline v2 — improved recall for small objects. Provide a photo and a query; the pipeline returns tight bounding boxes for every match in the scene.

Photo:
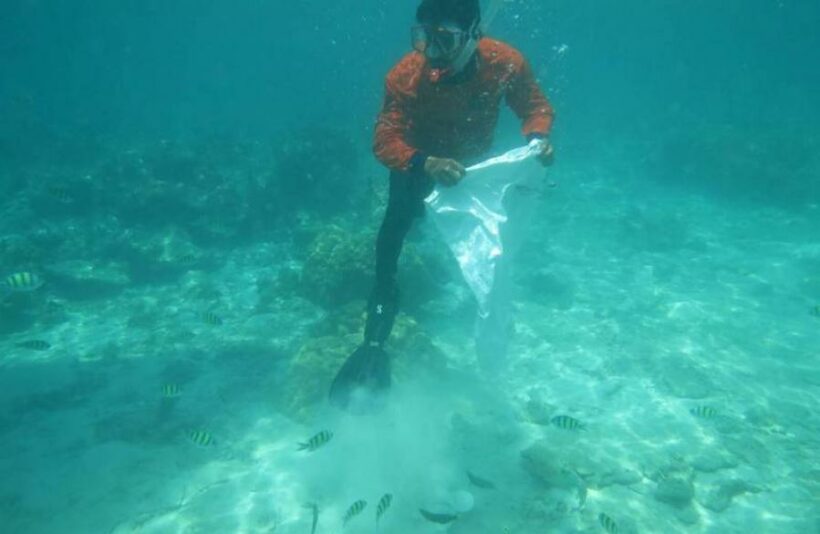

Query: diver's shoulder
[478,38,524,66]
[385,52,425,91]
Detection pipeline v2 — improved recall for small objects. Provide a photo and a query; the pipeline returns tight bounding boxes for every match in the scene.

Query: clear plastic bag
[425,140,547,367]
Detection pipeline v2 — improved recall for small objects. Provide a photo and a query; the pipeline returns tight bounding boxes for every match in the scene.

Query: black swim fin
[328,343,391,413]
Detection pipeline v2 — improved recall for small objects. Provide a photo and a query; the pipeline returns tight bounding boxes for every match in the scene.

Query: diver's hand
[424,157,466,187]
[536,139,554,167]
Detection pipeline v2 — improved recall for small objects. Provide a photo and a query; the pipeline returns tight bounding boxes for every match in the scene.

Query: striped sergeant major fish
[4,272,44,292]
[201,311,223,326]
[16,340,51,351]
[599,512,618,533]
[376,493,392,522]
[188,429,215,447]
[551,414,586,431]
[689,405,718,418]
[161,383,182,398]
[342,499,366,525]
[298,430,333,452]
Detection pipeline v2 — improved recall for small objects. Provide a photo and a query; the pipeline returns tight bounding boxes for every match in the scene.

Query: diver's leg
[364,171,429,345]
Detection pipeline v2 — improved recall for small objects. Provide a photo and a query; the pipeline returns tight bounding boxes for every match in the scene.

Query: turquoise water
[1,1,818,532]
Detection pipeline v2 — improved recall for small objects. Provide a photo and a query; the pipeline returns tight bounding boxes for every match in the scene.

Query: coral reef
[300,226,374,309]
[88,139,266,246]
[299,223,444,311]
[0,131,371,307]
[15,129,361,236]
[272,127,364,215]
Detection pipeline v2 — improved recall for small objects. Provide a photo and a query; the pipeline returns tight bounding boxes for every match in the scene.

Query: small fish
[161,383,181,398]
[188,429,215,447]
[467,471,496,489]
[551,414,586,430]
[304,502,319,534]
[690,406,718,418]
[4,272,44,291]
[47,185,73,203]
[342,499,366,525]
[599,512,618,533]
[376,493,392,522]
[201,311,223,325]
[419,508,458,524]
[16,340,51,351]
[298,430,333,452]
[810,305,820,317]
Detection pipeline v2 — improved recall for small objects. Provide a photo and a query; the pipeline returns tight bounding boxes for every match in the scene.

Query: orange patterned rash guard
[373,38,554,174]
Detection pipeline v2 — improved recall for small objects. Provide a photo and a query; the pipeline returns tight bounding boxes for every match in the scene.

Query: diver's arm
[373,78,428,176]
[373,77,465,184]
[505,57,555,140]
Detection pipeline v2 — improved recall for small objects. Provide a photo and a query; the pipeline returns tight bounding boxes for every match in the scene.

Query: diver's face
[412,21,470,69]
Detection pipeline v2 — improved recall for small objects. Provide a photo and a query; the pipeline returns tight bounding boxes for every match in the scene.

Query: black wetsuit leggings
[364,170,434,344]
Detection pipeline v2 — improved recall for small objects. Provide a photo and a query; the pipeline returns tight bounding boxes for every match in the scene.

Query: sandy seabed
[1,155,818,534]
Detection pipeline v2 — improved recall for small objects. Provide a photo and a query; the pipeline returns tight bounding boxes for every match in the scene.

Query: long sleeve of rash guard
[505,58,555,139]
[373,77,426,175]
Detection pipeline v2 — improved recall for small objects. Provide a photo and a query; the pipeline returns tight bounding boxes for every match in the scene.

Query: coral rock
[654,478,695,508]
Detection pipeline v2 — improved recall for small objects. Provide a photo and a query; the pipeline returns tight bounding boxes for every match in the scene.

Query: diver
[330,0,555,410]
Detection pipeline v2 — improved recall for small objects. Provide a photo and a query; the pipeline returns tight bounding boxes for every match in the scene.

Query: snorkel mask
[411,19,480,75]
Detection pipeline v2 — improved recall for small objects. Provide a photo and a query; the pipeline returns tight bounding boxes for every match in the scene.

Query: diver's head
[412,0,481,73]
